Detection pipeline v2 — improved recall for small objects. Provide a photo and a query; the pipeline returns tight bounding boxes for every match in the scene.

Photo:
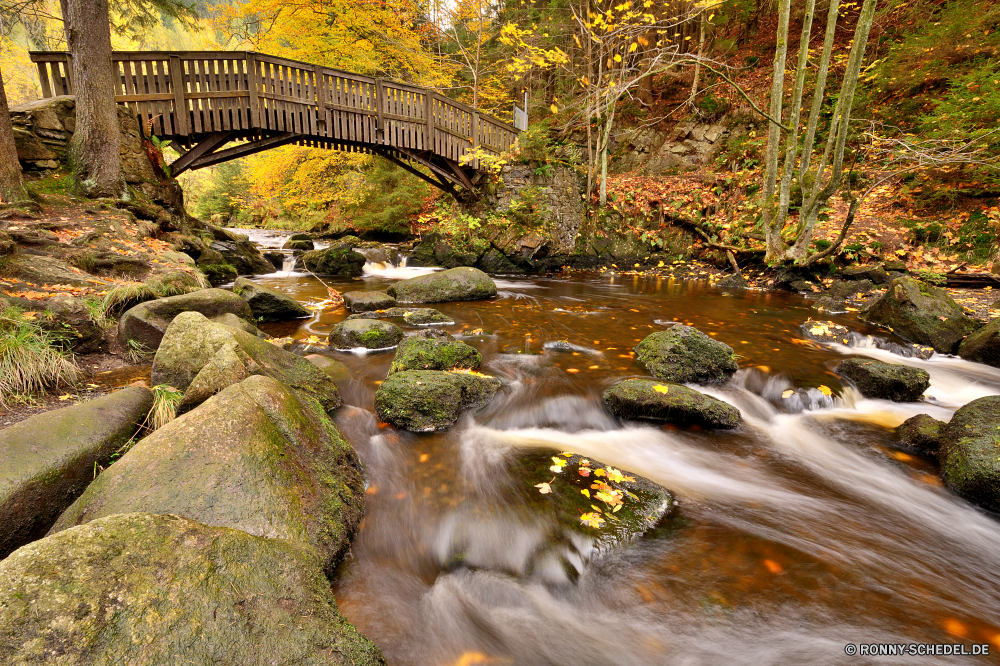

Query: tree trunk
[688,10,706,106]
[761,0,791,263]
[0,69,27,204]
[61,0,122,198]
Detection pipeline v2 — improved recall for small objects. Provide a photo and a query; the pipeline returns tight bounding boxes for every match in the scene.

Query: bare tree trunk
[0,69,27,204]
[688,10,706,106]
[62,0,122,198]
[761,0,791,262]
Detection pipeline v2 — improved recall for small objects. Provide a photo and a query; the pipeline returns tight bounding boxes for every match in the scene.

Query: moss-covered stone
[0,387,153,558]
[861,276,979,353]
[51,376,363,574]
[300,236,367,275]
[897,413,945,457]
[345,307,454,326]
[374,370,501,431]
[0,513,384,665]
[957,317,1000,368]
[634,325,739,384]
[145,269,204,297]
[119,288,253,351]
[836,358,930,402]
[201,224,275,276]
[940,395,1000,510]
[603,378,741,428]
[305,354,351,381]
[328,318,403,350]
[283,238,314,251]
[387,266,497,303]
[343,290,397,313]
[388,336,481,375]
[2,293,107,353]
[232,276,310,322]
[199,262,238,282]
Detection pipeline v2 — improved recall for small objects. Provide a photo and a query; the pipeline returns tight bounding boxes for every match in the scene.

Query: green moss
[388,337,481,375]
[604,379,741,428]
[836,358,930,402]
[634,326,739,384]
[374,370,500,431]
[328,319,403,350]
[199,263,238,282]
[940,396,1000,510]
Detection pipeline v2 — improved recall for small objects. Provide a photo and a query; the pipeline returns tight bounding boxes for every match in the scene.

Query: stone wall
[492,163,586,255]
[10,96,159,184]
[613,119,732,174]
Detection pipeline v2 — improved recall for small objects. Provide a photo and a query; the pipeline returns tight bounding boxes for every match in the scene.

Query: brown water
[248,264,1000,666]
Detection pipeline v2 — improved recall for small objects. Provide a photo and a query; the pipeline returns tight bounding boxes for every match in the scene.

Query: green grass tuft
[0,306,81,408]
[102,282,158,317]
[145,384,183,431]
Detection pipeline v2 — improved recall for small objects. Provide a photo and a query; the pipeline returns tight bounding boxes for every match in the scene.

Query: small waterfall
[281,254,296,273]
[356,246,442,279]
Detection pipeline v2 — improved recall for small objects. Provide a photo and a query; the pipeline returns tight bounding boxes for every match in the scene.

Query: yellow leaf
[573,34,581,47]
[606,467,625,483]
[629,42,638,53]
[594,468,606,477]
[781,389,795,399]
[817,385,833,396]
[551,456,567,466]
[549,103,559,114]
[613,53,622,62]
[581,489,590,498]
[535,482,553,494]
[580,512,605,528]
[612,503,623,512]
[652,384,670,394]
[550,465,565,473]
[58,394,72,401]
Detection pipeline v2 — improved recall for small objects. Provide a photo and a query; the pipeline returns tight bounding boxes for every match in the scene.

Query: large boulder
[0,513,384,665]
[202,224,275,275]
[897,413,945,457]
[345,307,454,326]
[388,334,481,375]
[3,255,94,287]
[0,386,152,558]
[634,325,739,384]
[119,288,253,352]
[836,358,930,402]
[940,396,1000,510]
[328,318,403,350]
[2,293,105,353]
[957,317,1000,367]
[387,266,497,303]
[300,236,367,275]
[860,276,979,353]
[51,375,363,573]
[232,276,310,321]
[343,290,397,313]
[374,370,501,431]
[151,311,340,411]
[283,238,314,251]
[603,378,741,428]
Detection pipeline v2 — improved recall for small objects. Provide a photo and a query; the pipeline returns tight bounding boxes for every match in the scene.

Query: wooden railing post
[245,53,260,129]
[36,62,52,98]
[471,110,479,148]
[168,55,188,136]
[61,54,74,95]
[375,79,385,144]
[312,64,327,133]
[425,92,434,150]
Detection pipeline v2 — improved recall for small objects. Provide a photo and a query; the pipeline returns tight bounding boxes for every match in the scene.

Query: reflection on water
[249,270,1000,665]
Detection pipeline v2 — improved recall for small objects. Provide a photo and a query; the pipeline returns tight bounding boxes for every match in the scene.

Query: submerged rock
[860,276,978,353]
[387,266,497,303]
[0,387,153,558]
[343,290,397,313]
[957,317,1000,368]
[634,326,739,384]
[51,375,363,573]
[300,236,367,275]
[940,395,1000,510]
[836,358,929,402]
[344,307,455,326]
[374,370,501,431]
[305,354,351,381]
[388,335,481,375]
[119,288,253,352]
[897,413,945,457]
[604,378,741,428]
[0,513,384,665]
[328,318,403,350]
[232,276,310,321]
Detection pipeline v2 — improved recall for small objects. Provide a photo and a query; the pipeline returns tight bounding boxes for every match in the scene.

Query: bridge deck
[30,51,519,196]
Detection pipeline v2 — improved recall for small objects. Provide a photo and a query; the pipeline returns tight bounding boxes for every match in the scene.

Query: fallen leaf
[817,385,833,396]
[580,489,590,498]
[763,559,783,574]
[580,512,605,528]
[58,394,72,401]
[782,389,795,399]
[535,482,553,494]
[652,384,670,394]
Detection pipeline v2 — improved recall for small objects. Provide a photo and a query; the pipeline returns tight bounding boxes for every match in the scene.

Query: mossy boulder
[0,513,384,665]
[836,358,930,402]
[861,276,979,353]
[232,276,310,322]
[305,354,351,381]
[345,307,454,326]
[343,290,397,313]
[212,312,269,337]
[300,236,367,275]
[119,288,253,352]
[145,269,205,297]
[387,266,497,303]
[199,262,238,282]
[328,318,403,350]
[202,223,275,275]
[283,238,314,251]
[603,378,741,428]
[634,325,739,384]
[0,386,152,558]
[374,370,501,431]
[388,335,481,375]
[897,413,945,457]
[939,396,1000,510]
[957,317,1000,368]
[839,265,889,284]
[51,375,363,574]
[1,293,107,353]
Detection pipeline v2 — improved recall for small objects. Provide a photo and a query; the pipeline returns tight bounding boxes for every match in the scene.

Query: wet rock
[716,273,747,289]
[897,414,945,457]
[151,311,340,411]
[861,276,979,353]
[603,378,741,428]
[211,312,269,338]
[283,239,314,251]
[1,513,384,665]
[940,395,1000,510]
[343,307,454,326]
[263,250,285,269]
[387,266,497,303]
[232,276,310,322]
[305,354,351,381]
[329,318,403,350]
[957,317,1000,368]
[300,236,367,275]
[51,375,363,572]
[836,358,930,402]
[374,370,501,431]
[197,261,238,282]
[343,290,397,313]
[0,387,152,558]
[289,233,312,241]
[634,325,739,384]
[202,224,274,275]
[840,265,889,284]
[119,288,254,352]
[477,247,522,273]
[388,335,481,375]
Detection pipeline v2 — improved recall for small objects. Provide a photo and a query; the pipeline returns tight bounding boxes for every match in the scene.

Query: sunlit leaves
[535,481,553,494]
[580,511,606,528]
[652,384,670,394]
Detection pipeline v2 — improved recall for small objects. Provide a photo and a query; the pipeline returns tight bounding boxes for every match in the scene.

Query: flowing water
[246,257,1000,666]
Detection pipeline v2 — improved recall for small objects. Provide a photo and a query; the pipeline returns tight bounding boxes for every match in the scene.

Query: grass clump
[101,282,159,317]
[146,384,182,431]
[0,306,80,408]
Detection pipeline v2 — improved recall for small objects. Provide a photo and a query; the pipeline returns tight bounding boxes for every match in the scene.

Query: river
[235,229,1000,665]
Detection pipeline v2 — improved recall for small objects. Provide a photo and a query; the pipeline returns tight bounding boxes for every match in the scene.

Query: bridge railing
[29,51,519,169]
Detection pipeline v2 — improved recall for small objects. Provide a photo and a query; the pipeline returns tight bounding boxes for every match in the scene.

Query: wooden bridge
[29,51,520,198]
